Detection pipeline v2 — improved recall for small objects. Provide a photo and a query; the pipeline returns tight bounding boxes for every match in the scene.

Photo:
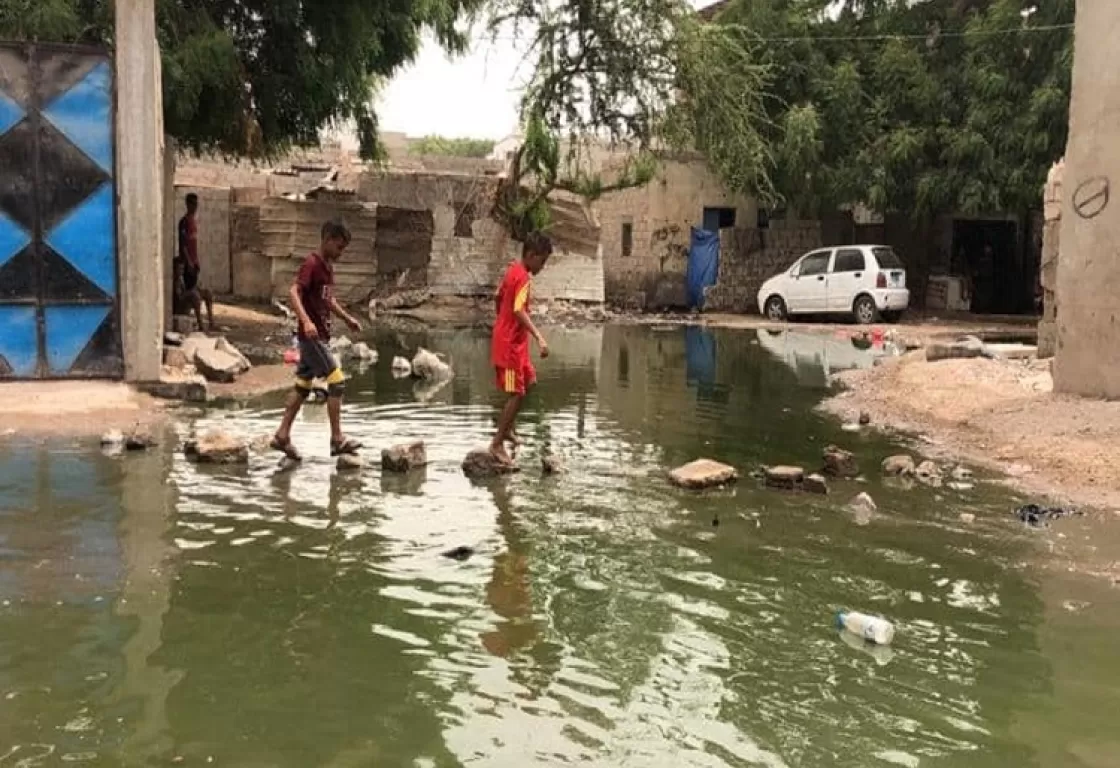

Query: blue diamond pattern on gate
[42,61,114,175]
[0,89,23,138]
[0,210,29,271]
[46,183,117,298]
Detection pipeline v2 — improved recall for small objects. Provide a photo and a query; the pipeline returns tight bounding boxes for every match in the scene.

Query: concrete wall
[593,158,756,308]
[1038,161,1063,358]
[1054,0,1120,398]
[230,195,270,300]
[116,0,165,382]
[174,186,232,294]
[359,171,509,297]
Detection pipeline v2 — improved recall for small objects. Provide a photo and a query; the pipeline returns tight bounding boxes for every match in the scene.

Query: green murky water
[2,325,1119,767]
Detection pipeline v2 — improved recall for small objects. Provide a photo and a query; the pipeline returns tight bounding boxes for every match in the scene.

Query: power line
[729,22,1075,43]
[477,22,1074,45]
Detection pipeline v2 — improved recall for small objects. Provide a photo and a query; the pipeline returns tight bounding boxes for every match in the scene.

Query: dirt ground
[821,353,1120,512]
[0,381,168,437]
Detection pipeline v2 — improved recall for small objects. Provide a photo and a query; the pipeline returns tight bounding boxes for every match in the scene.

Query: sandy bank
[821,352,1120,512]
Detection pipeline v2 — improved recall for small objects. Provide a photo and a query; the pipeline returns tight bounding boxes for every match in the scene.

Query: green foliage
[707,0,1074,217]
[0,0,484,159]
[489,0,771,235]
[408,135,496,158]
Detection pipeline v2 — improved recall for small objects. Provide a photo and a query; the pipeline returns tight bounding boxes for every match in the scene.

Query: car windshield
[872,247,903,269]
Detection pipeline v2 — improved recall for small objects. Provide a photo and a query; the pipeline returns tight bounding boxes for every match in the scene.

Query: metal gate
[0,43,121,379]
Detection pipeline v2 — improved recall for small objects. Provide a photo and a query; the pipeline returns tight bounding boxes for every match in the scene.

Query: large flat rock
[462,448,519,479]
[669,459,739,490]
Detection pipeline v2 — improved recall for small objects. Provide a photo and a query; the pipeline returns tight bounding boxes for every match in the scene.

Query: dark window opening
[833,249,866,273]
[702,207,736,232]
[453,202,476,238]
[621,222,633,257]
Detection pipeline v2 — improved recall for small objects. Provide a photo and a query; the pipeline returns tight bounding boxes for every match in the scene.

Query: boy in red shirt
[490,232,553,465]
[270,220,364,461]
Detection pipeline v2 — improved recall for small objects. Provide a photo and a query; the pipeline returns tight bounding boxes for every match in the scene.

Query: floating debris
[1015,504,1082,527]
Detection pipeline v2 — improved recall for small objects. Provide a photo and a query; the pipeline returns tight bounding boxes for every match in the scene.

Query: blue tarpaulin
[687,227,720,309]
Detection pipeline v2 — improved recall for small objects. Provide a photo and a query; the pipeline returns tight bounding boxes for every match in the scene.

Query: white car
[757,244,909,324]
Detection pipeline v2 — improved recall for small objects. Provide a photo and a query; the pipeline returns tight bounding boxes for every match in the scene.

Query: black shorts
[180,262,200,292]
[295,338,344,388]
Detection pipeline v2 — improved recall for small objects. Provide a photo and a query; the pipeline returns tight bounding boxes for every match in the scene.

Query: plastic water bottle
[836,611,895,645]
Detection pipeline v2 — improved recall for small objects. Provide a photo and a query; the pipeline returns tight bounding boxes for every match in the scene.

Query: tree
[487,0,772,238]
[408,135,496,158]
[702,0,1074,218]
[0,0,485,159]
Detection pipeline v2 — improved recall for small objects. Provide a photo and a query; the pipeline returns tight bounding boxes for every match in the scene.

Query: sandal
[330,437,363,456]
[270,436,303,462]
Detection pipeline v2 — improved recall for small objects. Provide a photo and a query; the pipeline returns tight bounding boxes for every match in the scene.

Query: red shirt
[178,214,199,269]
[491,261,532,368]
[295,252,334,340]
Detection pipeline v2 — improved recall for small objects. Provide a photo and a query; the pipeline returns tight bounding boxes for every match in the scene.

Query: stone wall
[705,221,824,313]
[359,171,509,297]
[358,170,604,302]
[593,158,756,308]
[1038,161,1063,358]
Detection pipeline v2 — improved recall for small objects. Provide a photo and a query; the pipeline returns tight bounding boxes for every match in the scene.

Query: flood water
[2,325,1119,767]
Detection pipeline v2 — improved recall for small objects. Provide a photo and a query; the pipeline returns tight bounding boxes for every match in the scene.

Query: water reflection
[0,325,1118,766]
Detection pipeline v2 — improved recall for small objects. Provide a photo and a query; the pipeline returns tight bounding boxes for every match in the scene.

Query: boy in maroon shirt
[490,232,553,466]
[270,220,364,461]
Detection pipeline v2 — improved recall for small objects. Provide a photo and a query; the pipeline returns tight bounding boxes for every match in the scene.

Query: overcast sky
[374,0,715,141]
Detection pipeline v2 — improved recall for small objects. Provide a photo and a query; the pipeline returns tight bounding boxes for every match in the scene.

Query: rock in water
[823,445,859,477]
[382,441,428,472]
[848,492,878,516]
[124,425,156,451]
[184,431,249,465]
[915,460,943,486]
[100,429,125,447]
[462,448,519,479]
[803,473,830,495]
[348,342,378,363]
[391,356,413,377]
[412,348,453,382]
[668,459,739,490]
[950,465,974,481]
[442,545,475,561]
[764,465,805,490]
[881,455,916,476]
[337,453,364,472]
[541,454,566,476]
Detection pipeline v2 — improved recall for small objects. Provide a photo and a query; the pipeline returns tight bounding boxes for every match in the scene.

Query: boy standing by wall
[490,233,554,466]
[271,220,364,461]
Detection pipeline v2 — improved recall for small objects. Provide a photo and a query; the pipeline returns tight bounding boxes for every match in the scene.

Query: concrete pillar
[1053,0,1120,398]
[115,0,165,382]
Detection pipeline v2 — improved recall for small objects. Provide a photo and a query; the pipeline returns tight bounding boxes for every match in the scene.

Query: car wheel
[853,295,879,325]
[881,310,902,324]
[764,295,787,321]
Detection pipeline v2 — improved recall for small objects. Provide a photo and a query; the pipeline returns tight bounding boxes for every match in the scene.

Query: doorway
[951,219,1022,314]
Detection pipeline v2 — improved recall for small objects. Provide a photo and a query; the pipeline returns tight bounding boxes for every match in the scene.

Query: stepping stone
[764,465,804,490]
[803,473,829,495]
[382,441,427,472]
[462,448,519,479]
[823,445,859,477]
[669,459,739,490]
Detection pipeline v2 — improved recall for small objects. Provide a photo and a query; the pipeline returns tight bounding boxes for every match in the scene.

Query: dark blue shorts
[295,338,343,388]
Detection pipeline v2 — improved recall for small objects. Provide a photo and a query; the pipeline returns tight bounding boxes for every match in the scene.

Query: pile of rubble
[151,331,255,402]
